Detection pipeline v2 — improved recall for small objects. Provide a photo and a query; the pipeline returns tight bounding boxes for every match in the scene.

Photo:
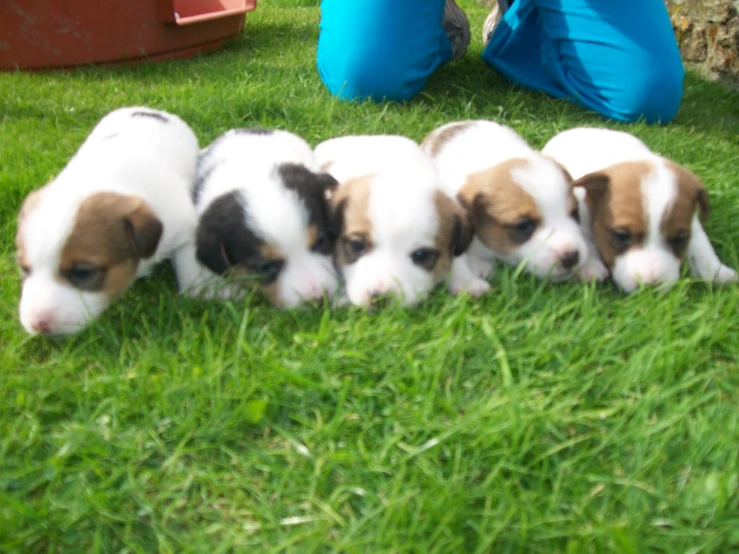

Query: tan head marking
[457,158,542,254]
[59,192,163,298]
[660,161,709,258]
[330,174,374,266]
[574,161,652,267]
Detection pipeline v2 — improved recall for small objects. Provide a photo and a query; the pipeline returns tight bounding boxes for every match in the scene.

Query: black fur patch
[277,163,339,255]
[195,192,283,284]
[131,111,168,123]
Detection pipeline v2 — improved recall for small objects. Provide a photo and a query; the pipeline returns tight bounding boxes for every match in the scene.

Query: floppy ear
[695,187,710,220]
[669,162,710,221]
[123,201,163,259]
[572,171,610,204]
[315,172,339,192]
[195,222,231,274]
[435,191,474,256]
[458,192,492,233]
[451,212,474,256]
[328,197,347,241]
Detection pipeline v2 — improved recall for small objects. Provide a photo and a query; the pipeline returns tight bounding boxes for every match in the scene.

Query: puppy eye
[510,217,538,243]
[609,228,633,252]
[410,248,439,270]
[254,260,284,282]
[668,231,690,253]
[64,264,105,291]
[311,230,332,254]
[18,263,31,279]
[347,238,366,255]
[569,207,580,223]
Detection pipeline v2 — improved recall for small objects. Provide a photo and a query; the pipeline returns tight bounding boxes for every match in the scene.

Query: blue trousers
[317,0,684,123]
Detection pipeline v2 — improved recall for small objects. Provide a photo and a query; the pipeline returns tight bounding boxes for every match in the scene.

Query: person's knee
[317,47,424,102]
[607,55,685,124]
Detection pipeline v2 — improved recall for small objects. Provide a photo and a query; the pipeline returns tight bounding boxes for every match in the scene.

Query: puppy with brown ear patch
[15,107,201,336]
[190,128,341,307]
[542,127,737,292]
[422,120,604,296]
[314,135,473,307]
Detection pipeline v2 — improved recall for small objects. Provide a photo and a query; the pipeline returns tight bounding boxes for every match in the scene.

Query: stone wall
[475,0,739,85]
[667,0,739,85]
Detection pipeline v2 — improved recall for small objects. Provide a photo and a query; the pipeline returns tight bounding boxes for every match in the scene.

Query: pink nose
[31,316,54,334]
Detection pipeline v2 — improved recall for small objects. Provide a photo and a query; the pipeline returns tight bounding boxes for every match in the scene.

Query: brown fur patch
[59,192,163,297]
[574,161,651,268]
[331,174,374,267]
[261,281,282,308]
[432,191,473,282]
[660,162,709,258]
[259,242,284,262]
[421,122,472,157]
[306,224,318,249]
[457,158,542,255]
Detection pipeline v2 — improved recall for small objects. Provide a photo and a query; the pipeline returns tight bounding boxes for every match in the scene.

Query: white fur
[543,127,737,292]
[191,130,339,307]
[314,135,450,307]
[18,107,200,336]
[423,120,592,292]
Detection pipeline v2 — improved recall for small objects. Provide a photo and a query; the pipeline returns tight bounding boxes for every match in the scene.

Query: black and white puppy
[190,128,340,307]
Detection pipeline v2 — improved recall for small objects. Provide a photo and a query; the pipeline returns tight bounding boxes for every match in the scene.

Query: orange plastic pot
[0,0,257,70]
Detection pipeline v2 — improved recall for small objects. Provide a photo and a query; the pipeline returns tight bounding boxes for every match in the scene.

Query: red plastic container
[0,0,257,70]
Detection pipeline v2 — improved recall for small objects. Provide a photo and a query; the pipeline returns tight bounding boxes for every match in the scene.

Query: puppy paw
[468,257,495,280]
[577,258,609,282]
[449,277,491,298]
[712,264,738,283]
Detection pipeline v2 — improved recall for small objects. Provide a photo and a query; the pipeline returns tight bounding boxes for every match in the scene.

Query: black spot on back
[131,111,169,123]
[233,127,274,136]
[196,192,282,283]
[278,163,339,254]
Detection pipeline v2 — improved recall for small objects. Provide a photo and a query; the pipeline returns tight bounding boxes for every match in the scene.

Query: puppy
[191,128,340,307]
[422,120,603,296]
[15,107,201,336]
[314,135,472,307]
[542,127,737,292]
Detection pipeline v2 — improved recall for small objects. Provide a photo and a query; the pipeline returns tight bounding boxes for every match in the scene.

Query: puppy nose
[560,250,580,269]
[368,291,391,308]
[31,316,53,334]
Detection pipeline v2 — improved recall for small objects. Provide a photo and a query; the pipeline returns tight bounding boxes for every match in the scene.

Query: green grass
[1,1,738,552]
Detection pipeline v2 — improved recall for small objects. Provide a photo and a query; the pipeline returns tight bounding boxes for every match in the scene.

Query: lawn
[1,0,738,552]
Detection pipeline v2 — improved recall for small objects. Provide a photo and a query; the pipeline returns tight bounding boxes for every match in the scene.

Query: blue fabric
[481,0,684,123]
[317,0,451,102]
[316,0,684,123]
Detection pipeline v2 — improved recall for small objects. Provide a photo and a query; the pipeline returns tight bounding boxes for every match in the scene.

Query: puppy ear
[195,223,231,274]
[434,191,474,256]
[669,162,710,221]
[316,172,339,191]
[451,213,474,256]
[123,201,163,259]
[695,187,710,220]
[458,192,491,232]
[572,172,609,203]
[328,197,347,240]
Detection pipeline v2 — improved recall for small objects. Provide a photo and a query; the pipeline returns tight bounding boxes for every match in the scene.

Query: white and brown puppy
[542,127,738,292]
[422,120,604,296]
[191,128,340,307]
[313,135,473,307]
[15,107,201,336]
